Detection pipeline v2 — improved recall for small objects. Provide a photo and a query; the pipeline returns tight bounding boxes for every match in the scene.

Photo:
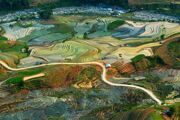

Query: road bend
[0,60,162,105]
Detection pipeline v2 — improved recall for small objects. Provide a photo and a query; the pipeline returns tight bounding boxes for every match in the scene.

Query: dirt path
[23,73,45,81]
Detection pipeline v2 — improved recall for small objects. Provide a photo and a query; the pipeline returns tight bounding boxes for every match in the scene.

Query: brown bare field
[154,34,180,66]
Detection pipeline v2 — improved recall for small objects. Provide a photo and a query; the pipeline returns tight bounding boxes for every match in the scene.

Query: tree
[83,32,88,39]
[38,9,53,19]
[160,34,165,40]
[0,0,29,10]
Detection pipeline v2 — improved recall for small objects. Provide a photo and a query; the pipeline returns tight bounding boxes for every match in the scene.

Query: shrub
[0,36,7,41]
[6,76,23,85]
[160,34,165,40]
[145,73,161,83]
[146,56,165,67]
[168,41,180,58]
[38,9,53,19]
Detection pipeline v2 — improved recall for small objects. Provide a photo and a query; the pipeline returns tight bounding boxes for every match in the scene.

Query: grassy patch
[77,67,100,81]
[6,76,23,85]
[150,111,163,120]
[14,21,33,28]
[0,36,7,41]
[0,36,28,66]
[49,23,75,34]
[0,36,28,61]
[107,20,125,31]
[131,54,145,63]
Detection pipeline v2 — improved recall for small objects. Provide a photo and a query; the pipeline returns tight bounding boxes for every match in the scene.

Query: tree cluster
[0,0,30,10]
[0,0,129,10]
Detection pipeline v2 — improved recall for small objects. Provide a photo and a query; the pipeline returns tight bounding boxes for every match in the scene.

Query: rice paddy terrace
[1,15,179,67]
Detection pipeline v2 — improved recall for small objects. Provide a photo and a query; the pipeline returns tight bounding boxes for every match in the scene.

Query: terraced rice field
[1,15,179,67]
[112,21,180,40]
[28,41,101,62]
[1,21,54,40]
[107,42,161,62]
[112,24,145,38]
[28,33,71,46]
[139,22,179,38]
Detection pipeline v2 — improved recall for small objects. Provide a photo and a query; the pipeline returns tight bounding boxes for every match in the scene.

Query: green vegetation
[168,41,180,59]
[131,54,145,63]
[0,36,7,41]
[0,36,28,66]
[131,54,165,69]
[23,80,44,90]
[146,56,165,67]
[0,41,28,59]
[6,76,23,84]
[18,68,44,76]
[14,21,33,28]
[129,2,180,15]
[77,67,100,81]
[49,23,74,34]
[0,0,29,10]
[156,84,174,99]
[150,111,163,120]
[0,26,5,35]
[145,73,161,83]
[168,103,180,119]
[38,9,53,19]
[168,40,180,67]
[160,34,165,40]
[107,20,125,31]
[20,29,51,42]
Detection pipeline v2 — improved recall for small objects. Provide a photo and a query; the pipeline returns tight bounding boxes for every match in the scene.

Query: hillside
[30,0,58,6]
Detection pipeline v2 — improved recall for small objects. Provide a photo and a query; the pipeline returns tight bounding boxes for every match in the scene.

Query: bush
[38,9,53,19]
[145,73,161,83]
[160,34,165,40]
[107,20,125,31]
[156,84,174,98]
[146,56,165,67]
[168,41,180,58]
[0,36,7,41]
[6,76,23,85]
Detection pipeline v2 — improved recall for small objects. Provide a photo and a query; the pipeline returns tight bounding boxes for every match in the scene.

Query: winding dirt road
[0,60,162,105]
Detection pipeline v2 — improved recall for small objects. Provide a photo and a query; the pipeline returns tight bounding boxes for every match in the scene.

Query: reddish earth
[154,35,180,66]
[19,89,29,95]
[112,61,136,75]
[43,65,101,88]
[0,67,6,74]
[106,68,118,79]
[141,108,155,120]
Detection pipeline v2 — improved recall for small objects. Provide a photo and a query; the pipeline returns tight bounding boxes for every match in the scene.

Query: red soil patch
[154,35,180,66]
